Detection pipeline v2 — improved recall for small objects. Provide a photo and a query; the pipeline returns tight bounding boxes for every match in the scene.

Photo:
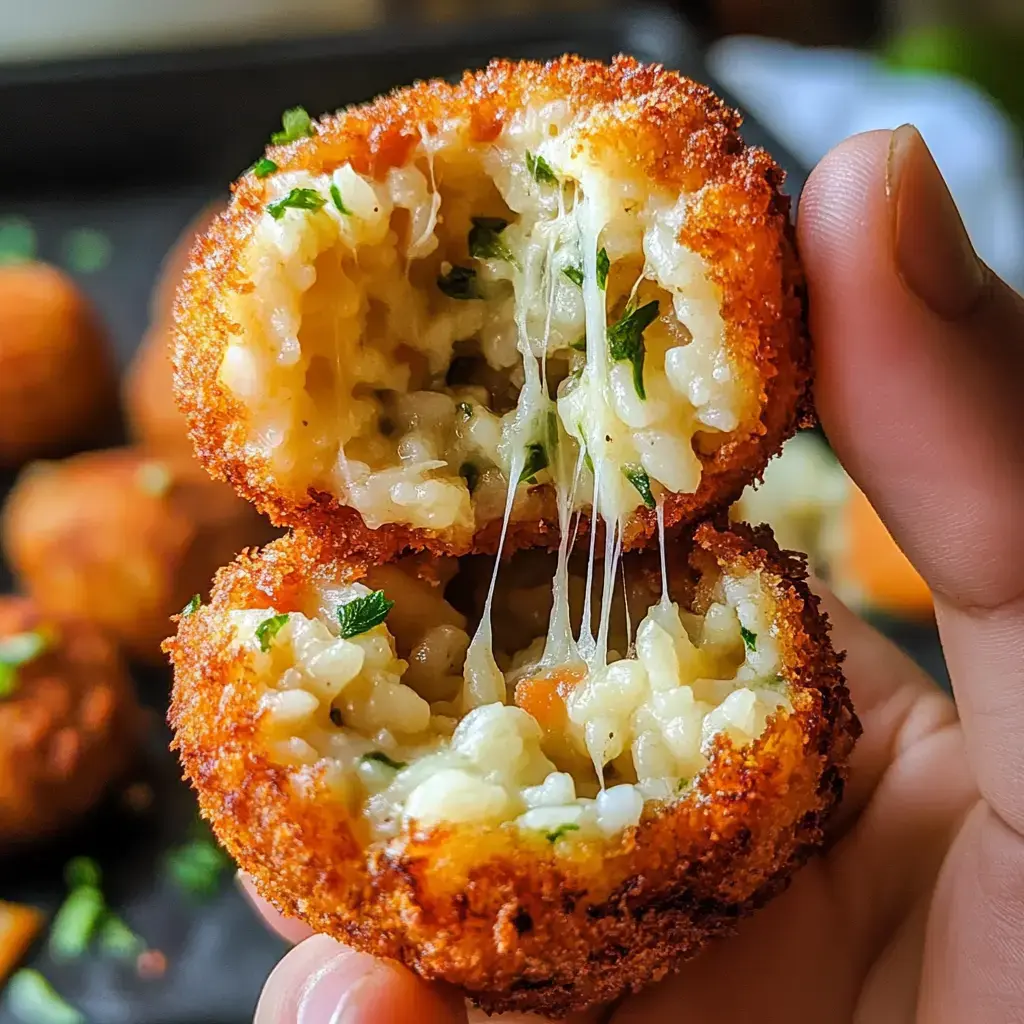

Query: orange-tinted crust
[167,521,858,1016]
[172,55,812,559]
[0,597,144,846]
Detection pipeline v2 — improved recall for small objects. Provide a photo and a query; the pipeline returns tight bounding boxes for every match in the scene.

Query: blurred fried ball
[0,595,144,846]
[0,262,118,468]
[124,203,225,458]
[1,449,277,663]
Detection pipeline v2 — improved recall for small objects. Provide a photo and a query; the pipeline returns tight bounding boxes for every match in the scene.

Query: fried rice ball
[173,55,810,559]
[168,522,857,1016]
[125,204,226,457]
[1,449,276,663]
[0,596,144,846]
[0,262,118,468]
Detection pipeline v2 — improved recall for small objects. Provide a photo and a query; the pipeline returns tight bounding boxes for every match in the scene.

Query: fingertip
[254,934,467,1024]
[237,872,314,945]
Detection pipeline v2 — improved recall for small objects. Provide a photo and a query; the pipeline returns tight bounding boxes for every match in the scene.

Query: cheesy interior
[220,99,759,536]
[235,548,791,846]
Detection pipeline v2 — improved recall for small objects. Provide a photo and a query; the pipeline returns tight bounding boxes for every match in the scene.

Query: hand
[248,126,1024,1023]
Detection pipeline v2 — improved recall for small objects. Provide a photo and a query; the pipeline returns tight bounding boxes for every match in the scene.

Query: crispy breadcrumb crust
[172,55,811,558]
[0,597,144,846]
[167,522,857,1016]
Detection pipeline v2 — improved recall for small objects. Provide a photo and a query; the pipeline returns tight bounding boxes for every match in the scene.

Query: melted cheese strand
[656,500,671,613]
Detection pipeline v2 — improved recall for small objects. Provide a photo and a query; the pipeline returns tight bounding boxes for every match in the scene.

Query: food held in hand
[0,597,143,846]
[0,263,118,468]
[173,55,810,557]
[167,56,855,1017]
[1,450,276,663]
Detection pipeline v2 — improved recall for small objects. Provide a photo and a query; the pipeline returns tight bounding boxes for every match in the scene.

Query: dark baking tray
[0,8,943,1023]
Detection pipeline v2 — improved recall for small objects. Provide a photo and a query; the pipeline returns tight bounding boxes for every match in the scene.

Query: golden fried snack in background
[0,596,143,846]
[168,523,857,1016]
[1,449,276,663]
[174,56,810,558]
[0,263,118,468]
[125,203,226,458]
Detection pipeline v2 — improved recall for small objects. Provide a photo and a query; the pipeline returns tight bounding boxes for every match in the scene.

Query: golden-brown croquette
[2,449,277,663]
[123,325,194,458]
[173,56,810,559]
[0,596,144,846]
[168,521,857,1016]
[0,262,118,468]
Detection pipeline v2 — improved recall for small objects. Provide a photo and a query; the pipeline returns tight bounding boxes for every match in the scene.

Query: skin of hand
[248,125,1024,1024]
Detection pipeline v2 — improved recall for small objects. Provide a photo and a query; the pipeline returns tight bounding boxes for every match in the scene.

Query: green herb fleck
[607,299,659,400]
[61,227,112,275]
[437,264,479,300]
[181,594,201,616]
[623,465,656,509]
[525,150,558,186]
[255,613,290,652]
[545,823,580,843]
[97,914,144,959]
[6,970,84,1024]
[361,751,407,771]
[741,627,757,652]
[165,831,231,900]
[0,629,51,698]
[596,247,610,290]
[569,333,586,352]
[252,157,278,178]
[468,217,519,268]
[676,776,691,794]
[49,884,105,960]
[562,264,584,287]
[456,401,473,419]
[519,442,548,485]
[329,182,351,215]
[64,856,101,890]
[0,216,36,265]
[271,106,314,145]
[338,590,394,639]
[459,462,480,494]
[135,460,172,497]
[267,187,326,221]
[560,247,608,290]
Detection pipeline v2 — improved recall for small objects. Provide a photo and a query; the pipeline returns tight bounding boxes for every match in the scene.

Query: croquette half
[168,522,857,1016]
[173,55,810,559]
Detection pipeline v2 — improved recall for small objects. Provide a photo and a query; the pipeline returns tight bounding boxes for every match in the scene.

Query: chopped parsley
[623,465,656,509]
[255,613,290,652]
[468,217,518,267]
[607,299,659,400]
[676,776,691,793]
[459,461,480,494]
[338,590,394,639]
[741,627,757,652]
[437,264,479,300]
[361,751,407,771]
[519,442,548,485]
[251,157,278,178]
[64,856,101,889]
[181,594,201,616]
[165,827,232,900]
[0,216,37,265]
[270,105,314,145]
[569,334,587,352]
[6,970,84,1024]
[561,248,608,291]
[97,914,143,959]
[61,227,112,275]
[525,150,558,186]
[135,460,172,497]
[49,882,105,960]
[267,187,325,220]
[545,823,580,843]
[329,182,351,215]
[0,628,51,698]
[456,401,473,419]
